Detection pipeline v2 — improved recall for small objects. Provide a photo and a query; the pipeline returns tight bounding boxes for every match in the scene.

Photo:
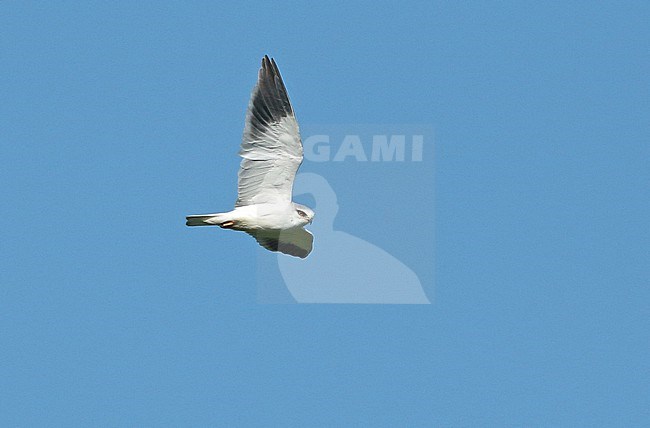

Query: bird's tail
[185,213,226,227]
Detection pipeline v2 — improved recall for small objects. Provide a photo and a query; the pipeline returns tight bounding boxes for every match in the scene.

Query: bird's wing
[236,56,303,207]
[247,228,313,258]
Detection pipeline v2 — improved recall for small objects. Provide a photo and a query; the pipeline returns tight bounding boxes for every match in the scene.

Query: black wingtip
[251,55,293,119]
[261,55,281,75]
[262,55,272,70]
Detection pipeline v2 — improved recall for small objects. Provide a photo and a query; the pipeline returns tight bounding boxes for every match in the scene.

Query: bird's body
[187,202,311,231]
[186,56,315,258]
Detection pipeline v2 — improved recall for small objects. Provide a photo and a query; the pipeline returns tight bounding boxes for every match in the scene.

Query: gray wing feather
[247,228,313,258]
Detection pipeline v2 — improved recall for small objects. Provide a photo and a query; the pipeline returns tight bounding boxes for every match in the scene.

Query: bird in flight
[186,56,315,258]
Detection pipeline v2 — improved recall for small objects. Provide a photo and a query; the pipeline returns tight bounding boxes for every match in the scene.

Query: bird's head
[292,203,315,226]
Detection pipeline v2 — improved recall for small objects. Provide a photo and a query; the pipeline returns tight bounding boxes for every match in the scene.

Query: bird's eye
[297,210,307,218]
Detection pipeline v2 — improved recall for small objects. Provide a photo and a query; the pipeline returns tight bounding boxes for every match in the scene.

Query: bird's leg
[219,221,235,229]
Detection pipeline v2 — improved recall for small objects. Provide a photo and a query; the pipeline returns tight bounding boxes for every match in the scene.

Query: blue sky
[1,1,649,426]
